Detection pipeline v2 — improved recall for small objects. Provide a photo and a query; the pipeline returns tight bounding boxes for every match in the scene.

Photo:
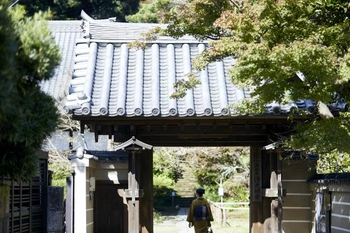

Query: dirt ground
[154,208,249,233]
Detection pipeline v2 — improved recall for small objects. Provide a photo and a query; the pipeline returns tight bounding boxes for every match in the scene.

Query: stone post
[47,186,64,233]
[0,184,9,233]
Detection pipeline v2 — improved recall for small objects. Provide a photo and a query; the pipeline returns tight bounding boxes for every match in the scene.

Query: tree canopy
[158,0,350,158]
[125,0,173,23]
[0,1,60,180]
[19,0,140,20]
[153,147,250,202]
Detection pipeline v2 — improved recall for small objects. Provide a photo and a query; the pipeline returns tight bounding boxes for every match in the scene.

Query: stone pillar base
[47,186,64,233]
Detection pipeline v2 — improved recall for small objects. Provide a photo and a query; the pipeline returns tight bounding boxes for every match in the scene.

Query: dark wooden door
[94,183,128,233]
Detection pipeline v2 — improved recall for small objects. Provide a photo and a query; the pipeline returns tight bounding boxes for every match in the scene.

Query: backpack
[194,205,209,221]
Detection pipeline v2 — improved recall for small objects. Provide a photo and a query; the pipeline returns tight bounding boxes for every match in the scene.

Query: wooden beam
[95,124,275,136]
[129,135,268,147]
[72,115,297,125]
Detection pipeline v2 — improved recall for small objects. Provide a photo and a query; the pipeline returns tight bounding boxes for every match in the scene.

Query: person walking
[187,188,214,233]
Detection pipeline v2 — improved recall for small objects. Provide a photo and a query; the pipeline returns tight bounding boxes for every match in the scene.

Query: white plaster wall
[71,158,97,233]
[70,158,128,233]
[74,163,88,233]
[86,167,94,233]
[94,162,128,184]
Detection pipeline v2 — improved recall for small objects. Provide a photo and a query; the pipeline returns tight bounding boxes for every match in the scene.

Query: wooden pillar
[139,150,153,233]
[116,137,153,233]
[118,153,146,233]
[250,146,264,233]
[0,184,9,233]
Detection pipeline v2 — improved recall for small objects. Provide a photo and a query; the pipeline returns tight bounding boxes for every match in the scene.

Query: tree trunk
[0,184,10,233]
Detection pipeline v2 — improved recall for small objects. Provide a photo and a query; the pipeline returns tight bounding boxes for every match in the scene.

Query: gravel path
[154,208,195,233]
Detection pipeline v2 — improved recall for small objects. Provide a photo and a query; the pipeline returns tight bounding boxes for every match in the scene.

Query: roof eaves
[308,173,350,184]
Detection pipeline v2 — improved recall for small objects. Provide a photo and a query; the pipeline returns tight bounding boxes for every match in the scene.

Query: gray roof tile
[42,21,82,102]
[65,35,242,117]
[46,18,347,118]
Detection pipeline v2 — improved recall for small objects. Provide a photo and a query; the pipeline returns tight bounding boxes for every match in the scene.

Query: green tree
[152,147,250,202]
[0,1,60,180]
[159,0,350,158]
[317,151,350,173]
[188,147,250,201]
[20,0,141,20]
[125,0,173,23]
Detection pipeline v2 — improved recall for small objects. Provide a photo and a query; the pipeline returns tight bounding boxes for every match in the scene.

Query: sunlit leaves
[161,0,230,40]
[231,40,339,103]
[316,151,350,173]
[288,114,350,153]
[339,51,350,83]
[171,74,201,99]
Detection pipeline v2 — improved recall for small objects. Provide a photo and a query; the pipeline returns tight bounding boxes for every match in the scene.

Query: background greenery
[152,147,250,213]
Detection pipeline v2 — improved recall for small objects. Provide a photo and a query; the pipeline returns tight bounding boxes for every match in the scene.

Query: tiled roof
[48,16,346,118]
[64,17,252,117]
[41,21,82,102]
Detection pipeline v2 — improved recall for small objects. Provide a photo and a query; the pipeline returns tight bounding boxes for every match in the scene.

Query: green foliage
[20,0,141,20]
[189,147,250,202]
[152,147,250,206]
[52,178,67,187]
[222,178,249,201]
[161,0,230,40]
[0,2,60,180]
[126,0,173,23]
[153,211,166,223]
[288,114,350,153]
[153,148,183,182]
[49,162,72,180]
[154,174,174,188]
[153,174,174,210]
[317,151,350,173]
[171,74,201,99]
[160,0,350,156]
